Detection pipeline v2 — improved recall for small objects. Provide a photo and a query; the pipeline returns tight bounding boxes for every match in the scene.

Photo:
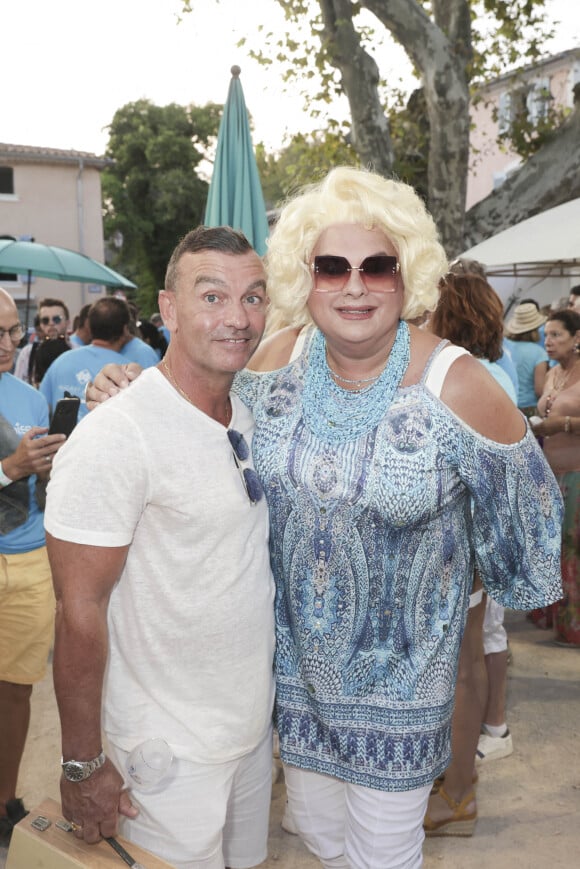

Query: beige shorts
[0,546,55,684]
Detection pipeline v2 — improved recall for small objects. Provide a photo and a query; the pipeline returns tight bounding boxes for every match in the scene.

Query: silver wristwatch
[61,750,106,782]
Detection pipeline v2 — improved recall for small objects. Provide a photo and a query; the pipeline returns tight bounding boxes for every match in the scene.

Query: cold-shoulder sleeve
[233,368,279,413]
[456,425,563,609]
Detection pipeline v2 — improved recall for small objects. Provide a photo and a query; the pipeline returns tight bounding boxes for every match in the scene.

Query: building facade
[467,47,580,210]
[0,143,111,325]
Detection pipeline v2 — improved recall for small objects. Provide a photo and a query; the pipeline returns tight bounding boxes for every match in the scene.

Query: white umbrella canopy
[461,198,580,310]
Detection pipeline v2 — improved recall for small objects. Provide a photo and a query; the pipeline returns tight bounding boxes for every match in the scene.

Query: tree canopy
[183,0,555,256]
[102,99,221,313]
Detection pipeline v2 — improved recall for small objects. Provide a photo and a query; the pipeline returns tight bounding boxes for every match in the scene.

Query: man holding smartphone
[0,287,66,846]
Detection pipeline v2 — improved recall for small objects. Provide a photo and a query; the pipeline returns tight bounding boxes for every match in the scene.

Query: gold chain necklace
[161,358,232,427]
[545,357,580,416]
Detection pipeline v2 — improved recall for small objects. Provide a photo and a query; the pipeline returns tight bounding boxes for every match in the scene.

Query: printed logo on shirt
[14,422,33,436]
[75,369,92,386]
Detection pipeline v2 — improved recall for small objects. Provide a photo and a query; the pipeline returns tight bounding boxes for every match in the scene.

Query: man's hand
[61,758,138,844]
[86,363,143,411]
[1,428,66,481]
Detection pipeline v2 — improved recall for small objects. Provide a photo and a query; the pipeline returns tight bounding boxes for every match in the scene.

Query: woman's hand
[86,363,142,410]
[529,415,573,437]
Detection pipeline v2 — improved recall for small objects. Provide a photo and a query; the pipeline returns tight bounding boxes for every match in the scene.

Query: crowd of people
[0,165,576,868]
[0,293,168,846]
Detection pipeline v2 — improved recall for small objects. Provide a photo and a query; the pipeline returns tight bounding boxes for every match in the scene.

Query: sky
[3,0,580,158]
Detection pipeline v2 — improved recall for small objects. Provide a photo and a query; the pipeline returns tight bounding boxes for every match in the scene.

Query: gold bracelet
[564,416,571,433]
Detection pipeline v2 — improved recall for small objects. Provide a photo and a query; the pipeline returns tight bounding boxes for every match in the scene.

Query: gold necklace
[161,359,232,427]
[544,358,580,416]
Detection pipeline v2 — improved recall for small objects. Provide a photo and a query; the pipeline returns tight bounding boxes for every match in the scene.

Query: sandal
[423,785,477,837]
[430,770,478,795]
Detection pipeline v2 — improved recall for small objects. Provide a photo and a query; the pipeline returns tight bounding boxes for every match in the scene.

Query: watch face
[63,762,86,782]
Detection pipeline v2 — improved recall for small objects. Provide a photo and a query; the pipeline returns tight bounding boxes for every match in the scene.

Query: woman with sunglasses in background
[89,167,563,867]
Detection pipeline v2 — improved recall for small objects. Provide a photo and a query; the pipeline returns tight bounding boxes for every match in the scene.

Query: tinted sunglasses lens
[314,256,349,289]
[363,256,397,277]
[40,315,63,325]
[243,468,264,503]
[227,429,249,460]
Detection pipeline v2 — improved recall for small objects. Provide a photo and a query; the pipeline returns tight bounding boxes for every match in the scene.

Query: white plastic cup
[125,738,173,792]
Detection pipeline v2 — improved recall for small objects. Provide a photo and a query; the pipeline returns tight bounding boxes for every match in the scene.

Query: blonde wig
[265,166,448,331]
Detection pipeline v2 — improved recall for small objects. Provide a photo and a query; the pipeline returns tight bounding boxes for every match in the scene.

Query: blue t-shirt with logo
[120,337,159,368]
[39,344,128,420]
[0,373,49,554]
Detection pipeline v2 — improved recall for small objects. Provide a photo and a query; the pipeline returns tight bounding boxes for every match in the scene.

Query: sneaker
[0,798,28,846]
[476,729,513,764]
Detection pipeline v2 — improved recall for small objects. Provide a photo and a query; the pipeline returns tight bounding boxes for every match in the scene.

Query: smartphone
[48,394,81,438]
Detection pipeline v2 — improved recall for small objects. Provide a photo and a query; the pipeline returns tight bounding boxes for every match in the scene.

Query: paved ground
[2,611,579,868]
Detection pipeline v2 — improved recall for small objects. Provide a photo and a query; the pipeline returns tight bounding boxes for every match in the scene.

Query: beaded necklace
[302,321,410,443]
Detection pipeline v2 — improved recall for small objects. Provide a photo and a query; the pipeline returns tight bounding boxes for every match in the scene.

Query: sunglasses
[40,315,64,326]
[311,255,400,293]
[227,429,264,505]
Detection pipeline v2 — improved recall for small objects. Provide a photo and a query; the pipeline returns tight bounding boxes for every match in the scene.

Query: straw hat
[505,302,547,335]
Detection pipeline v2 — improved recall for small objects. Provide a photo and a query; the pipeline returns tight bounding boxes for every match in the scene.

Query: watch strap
[61,750,106,781]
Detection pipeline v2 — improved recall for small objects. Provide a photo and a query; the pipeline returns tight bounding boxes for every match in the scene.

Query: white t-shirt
[45,367,275,763]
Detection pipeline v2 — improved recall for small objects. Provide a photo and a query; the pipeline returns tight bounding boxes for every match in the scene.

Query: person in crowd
[88,167,563,868]
[119,302,160,368]
[504,302,549,416]
[568,285,580,312]
[14,298,70,385]
[422,270,517,837]
[447,259,519,394]
[68,303,92,348]
[150,311,171,346]
[0,287,66,846]
[530,308,580,647]
[138,318,168,359]
[44,227,275,869]
[518,298,547,349]
[32,337,71,388]
[39,297,139,421]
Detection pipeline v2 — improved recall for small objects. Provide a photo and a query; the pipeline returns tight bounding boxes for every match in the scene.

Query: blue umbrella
[0,238,136,326]
[205,66,269,256]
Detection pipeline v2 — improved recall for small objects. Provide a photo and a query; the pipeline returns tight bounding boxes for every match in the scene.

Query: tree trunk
[318,0,395,176]
[363,0,472,256]
[317,0,473,256]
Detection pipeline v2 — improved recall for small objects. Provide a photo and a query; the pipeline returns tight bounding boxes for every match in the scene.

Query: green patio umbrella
[204,66,269,255]
[0,238,136,326]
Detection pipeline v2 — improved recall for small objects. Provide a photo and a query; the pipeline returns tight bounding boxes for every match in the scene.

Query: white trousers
[108,727,272,869]
[483,597,507,654]
[283,766,431,869]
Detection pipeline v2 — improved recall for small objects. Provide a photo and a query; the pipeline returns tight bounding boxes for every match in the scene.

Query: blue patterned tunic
[234,337,563,792]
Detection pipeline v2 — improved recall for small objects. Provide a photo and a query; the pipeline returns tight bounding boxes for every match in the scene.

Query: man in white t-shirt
[44,227,275,869]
